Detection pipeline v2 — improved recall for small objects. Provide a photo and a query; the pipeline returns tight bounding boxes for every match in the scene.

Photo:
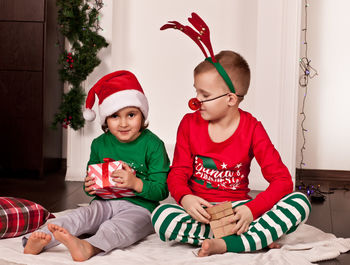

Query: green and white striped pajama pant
[152,192,311,252]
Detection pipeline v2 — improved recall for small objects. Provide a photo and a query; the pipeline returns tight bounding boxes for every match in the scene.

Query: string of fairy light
[298,0,318,183]
[297,1,349,200]
[297,0,325,199]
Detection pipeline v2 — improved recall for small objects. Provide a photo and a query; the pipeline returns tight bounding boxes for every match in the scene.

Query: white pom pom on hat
[84,70,149,124]
[83,108,96,121]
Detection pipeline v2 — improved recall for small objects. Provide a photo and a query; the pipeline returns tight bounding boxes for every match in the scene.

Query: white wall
[66,0,301,191]
[111,0,258,151]
[296,0,350,171]
[64,1,114,180]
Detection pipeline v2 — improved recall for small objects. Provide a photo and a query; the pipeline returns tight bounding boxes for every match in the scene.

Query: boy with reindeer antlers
[152,13,311,256]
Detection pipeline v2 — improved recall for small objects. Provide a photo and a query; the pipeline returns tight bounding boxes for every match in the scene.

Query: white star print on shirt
[235,163,242,169]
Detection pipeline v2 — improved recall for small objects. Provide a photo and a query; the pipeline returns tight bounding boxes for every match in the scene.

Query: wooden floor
[1,170,349,264]
[297,179,350,265]
[0,169,90,213]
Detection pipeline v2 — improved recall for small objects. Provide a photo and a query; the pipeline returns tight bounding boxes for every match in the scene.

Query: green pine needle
[53,0,108,130]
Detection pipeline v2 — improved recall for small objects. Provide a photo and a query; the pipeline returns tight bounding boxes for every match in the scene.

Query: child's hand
[180,194,212,224]
[84,174,96,195]
[111,162,143,193]
[231,205,253,235]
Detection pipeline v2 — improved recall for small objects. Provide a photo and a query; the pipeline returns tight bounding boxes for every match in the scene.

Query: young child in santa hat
[23,70,170,261]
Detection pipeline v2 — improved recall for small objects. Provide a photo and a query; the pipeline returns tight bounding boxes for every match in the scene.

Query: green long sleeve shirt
[86,129,170,213]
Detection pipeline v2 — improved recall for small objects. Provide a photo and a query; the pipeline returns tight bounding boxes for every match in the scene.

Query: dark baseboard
[296,168,350,182]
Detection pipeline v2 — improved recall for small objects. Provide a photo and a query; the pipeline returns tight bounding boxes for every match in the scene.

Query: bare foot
[197,239,227,257]
[48,223,101,261]
[23,231,51,254]
[268,242,281,249]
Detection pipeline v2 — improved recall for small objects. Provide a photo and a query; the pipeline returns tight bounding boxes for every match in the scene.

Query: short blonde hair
[194,51,251,99]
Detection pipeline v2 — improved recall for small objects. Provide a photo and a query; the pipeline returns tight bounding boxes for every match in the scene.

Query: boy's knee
[151,204,170,240]
[151,204,163,218]
[151,204,165,226]
[283,191,310,203]
[151,203,174,231]
[151,203,183,224]
[289,192,311,208]
[282,192,312,221]
[151,203,187,240]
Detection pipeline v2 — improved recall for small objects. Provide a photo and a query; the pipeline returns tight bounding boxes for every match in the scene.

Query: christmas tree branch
[52,0,108,130]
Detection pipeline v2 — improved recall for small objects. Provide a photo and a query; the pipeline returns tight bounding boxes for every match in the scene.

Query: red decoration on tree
[62,116,72,128]
[66,53,74,69]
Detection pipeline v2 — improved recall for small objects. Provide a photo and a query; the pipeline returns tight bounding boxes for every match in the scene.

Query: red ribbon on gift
[102,158,115,190]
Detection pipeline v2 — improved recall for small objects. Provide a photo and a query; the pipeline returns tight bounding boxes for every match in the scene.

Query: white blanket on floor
[0,210,349,265]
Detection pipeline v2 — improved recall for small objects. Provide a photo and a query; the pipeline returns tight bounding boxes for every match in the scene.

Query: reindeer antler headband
[161,12,236,94]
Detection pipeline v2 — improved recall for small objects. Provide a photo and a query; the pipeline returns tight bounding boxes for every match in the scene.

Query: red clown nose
[188,98,202,111]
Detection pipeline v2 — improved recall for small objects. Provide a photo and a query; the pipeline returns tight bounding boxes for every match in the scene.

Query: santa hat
[83,70,149,124]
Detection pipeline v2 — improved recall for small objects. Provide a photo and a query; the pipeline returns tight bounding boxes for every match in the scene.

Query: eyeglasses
[188,93,244,111]
[188,93,228,111]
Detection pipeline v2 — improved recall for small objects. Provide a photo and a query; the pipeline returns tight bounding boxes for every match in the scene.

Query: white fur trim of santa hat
[98,89,149,125]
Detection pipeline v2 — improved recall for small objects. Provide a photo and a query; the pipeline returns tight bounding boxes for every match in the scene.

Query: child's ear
[227,93,239,106]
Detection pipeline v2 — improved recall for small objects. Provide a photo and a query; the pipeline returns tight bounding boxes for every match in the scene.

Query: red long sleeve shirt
[168,109,293,219]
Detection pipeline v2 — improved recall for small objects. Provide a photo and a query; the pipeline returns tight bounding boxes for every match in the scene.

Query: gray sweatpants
[23,200,154,254]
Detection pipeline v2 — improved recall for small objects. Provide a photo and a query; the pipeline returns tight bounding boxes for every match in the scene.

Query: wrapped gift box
[88,158,135,199]
[206,201,236,238]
